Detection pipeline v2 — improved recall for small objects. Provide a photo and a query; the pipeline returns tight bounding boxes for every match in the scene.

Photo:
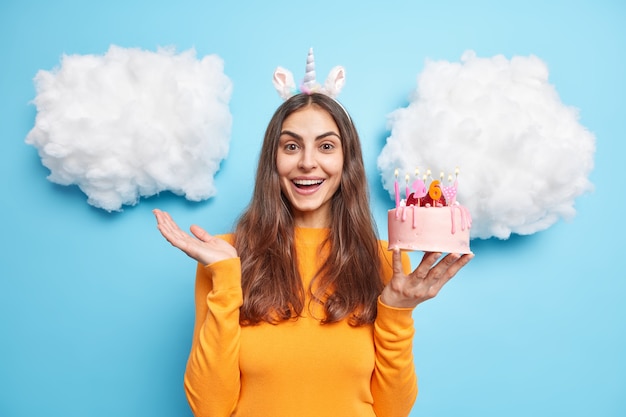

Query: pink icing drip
[395,205,407,221]
[448,203,473,234]
[449,205,457,234]
[450,203,472,234]
[461,206,472,229]
[412,205,417,229]
[460,206,467,230]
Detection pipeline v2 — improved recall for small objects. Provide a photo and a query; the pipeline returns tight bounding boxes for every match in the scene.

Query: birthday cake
[387,169,472,254]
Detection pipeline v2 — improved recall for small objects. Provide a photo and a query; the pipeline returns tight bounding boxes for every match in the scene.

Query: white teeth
[293,179,323,186]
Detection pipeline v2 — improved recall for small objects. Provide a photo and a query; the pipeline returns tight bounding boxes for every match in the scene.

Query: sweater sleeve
[371,244,418,417]
[371,301,418,417]
[184,257,243,417]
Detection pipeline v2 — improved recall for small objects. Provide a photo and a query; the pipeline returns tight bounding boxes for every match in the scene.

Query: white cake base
[387,205,472,254]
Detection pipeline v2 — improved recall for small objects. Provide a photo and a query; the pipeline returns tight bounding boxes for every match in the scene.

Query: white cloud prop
[26,45,232,211]
[378,51,595,240]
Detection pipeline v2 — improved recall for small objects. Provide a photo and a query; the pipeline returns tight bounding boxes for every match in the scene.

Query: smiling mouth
[293,179,324,189]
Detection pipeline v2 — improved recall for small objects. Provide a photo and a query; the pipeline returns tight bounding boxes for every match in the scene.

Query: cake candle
[405,173,410,200]
[394,169,400,208]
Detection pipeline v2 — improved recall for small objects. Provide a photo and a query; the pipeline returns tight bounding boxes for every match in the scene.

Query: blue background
[1,1,624,416]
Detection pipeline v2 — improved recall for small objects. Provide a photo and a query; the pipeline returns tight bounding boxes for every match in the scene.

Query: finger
[411,252,442,279]
[155,213,179,238]
[152,208,165,224]
[392,248,404,276]
[189,224,212,242]
[153,209,171,234]
[427,253,474,288]
[439,253,474,279]
[438,253,461,271]
[153,209,175,230]
[153,210,191,245]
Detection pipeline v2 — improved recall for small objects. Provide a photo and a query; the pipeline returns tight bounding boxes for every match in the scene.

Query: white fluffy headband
[272,48,346,100]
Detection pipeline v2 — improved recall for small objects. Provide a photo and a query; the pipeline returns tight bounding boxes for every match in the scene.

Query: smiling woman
[153,91,472,417]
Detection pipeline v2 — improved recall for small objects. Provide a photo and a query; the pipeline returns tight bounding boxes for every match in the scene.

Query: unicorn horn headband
[272,48,346,100]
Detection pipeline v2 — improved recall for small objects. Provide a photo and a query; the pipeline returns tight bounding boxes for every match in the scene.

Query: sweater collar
[294,227,330,245]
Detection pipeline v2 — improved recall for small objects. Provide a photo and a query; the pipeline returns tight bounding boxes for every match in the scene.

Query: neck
[293,208,331,228]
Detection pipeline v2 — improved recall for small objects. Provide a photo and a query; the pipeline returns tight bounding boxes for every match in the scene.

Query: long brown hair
[234,93,383,326]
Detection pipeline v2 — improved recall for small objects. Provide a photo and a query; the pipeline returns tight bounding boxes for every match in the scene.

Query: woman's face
[276,105,344,228]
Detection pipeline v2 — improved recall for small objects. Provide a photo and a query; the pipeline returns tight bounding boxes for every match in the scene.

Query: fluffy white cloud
[378,51,595,240]
[26,45,232,211]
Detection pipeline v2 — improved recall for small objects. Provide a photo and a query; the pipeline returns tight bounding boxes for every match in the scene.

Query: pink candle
[394,169,400,207]
[405,173,410,200]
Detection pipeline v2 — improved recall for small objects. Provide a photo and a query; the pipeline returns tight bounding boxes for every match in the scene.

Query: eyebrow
[279,130,341,141]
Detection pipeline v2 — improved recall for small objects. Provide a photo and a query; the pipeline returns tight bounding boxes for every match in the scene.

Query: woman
[153,92,473,417]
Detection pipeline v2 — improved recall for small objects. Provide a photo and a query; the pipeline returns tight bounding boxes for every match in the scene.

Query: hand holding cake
[381,249,473,309]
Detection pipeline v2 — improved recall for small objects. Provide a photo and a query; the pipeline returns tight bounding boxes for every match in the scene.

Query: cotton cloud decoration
[26,45,232,211]
[378,50,595,240]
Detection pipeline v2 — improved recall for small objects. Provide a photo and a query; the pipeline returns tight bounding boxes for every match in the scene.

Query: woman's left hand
[380,250,474,309]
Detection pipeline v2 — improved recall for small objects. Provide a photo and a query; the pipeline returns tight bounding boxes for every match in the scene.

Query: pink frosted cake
[387,169,472,254]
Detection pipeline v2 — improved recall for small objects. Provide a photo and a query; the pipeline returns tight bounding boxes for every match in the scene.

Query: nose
[298,148,317,170]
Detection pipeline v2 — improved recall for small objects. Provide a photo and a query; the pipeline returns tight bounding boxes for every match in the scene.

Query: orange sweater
[184,228,417,417]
